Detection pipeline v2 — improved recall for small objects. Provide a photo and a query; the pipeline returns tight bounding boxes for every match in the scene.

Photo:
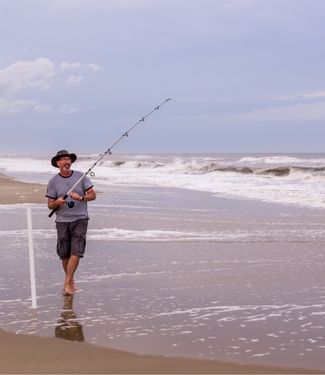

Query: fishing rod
[49,98,171,218]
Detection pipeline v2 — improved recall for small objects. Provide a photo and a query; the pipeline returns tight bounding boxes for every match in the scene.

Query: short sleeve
[46,179,57,199]
[83,175,93,192]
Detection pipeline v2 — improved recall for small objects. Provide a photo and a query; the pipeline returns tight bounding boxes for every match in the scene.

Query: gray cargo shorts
[56,218,89,259]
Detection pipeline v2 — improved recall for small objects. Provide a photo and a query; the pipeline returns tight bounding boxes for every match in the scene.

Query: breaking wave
[98,158,325,179]
[1,153,325,209]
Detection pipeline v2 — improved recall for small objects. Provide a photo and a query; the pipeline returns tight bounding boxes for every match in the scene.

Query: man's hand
[56,197,67,206]
[48,196,66,210]
[70,192,83,201]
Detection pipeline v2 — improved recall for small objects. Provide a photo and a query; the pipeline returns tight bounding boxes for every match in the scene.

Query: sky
[0,0,325,154]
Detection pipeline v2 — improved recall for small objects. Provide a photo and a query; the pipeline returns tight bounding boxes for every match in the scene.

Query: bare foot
[63,280,77,293]
[70,281,78,292]
[63,285,74,295]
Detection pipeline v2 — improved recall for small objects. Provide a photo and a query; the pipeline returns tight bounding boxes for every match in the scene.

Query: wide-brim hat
[51,150,77,168]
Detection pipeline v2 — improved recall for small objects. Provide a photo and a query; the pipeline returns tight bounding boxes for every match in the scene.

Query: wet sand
[0,173,324,374]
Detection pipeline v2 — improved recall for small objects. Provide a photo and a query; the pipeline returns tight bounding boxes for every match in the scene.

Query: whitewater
[0,153,324,209]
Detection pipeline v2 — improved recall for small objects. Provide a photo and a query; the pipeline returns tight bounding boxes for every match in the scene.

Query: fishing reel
[66,200,76,209]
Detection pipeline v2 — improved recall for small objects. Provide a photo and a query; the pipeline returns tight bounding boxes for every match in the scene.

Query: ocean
[0,152,325,209]
[1,153,325,370]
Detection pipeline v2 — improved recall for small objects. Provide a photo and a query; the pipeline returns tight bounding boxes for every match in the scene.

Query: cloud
[59,61,82,70]
[0,98,82,116]
[45,0,155,11]
[275,91,325,102]
[65,75,83,87]
[86,63,102,72]
[0,58,102,93]
[0,57,103,115]
[0,97,50,114]
[60,61,103,73]
[227,101,325,123]
[57,104,81,114]
[59,61,103,86]
[0,58,54,92]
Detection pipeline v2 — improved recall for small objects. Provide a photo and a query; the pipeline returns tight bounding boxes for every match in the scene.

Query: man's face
[56,156,71,172]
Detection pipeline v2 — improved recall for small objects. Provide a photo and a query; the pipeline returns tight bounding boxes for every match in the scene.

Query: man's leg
[63,218,88,294]
[57,222,76,292]
[62,258,69,273]
[62,258,76,292]
[63,255,79,295]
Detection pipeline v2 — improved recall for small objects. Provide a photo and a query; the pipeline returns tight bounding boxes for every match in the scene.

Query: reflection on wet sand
[55,295,84,342]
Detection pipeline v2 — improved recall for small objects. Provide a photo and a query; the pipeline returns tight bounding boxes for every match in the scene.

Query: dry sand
[0,173,45,204]
[0,174,321,374]
[0,328,320,374]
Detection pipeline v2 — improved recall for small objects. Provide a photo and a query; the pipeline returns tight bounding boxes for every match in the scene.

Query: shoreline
[0,328,321,374]
[0,172,321,213]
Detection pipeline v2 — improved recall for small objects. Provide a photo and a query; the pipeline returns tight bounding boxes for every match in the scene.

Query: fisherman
[46,150,96,295]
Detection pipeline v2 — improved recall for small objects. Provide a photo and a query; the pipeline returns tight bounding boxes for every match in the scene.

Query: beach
[2,327,314,374]
[1,180,319,374]
[0,173,45,204]
[0,175,314,374]
[1,153,325,374]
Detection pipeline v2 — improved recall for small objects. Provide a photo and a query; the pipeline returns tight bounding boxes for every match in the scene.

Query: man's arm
[47,197,66,210]
[83,187,96,202]
[69,187,96,202]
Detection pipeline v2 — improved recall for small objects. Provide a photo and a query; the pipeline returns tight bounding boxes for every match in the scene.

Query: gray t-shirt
[46,170,93,223]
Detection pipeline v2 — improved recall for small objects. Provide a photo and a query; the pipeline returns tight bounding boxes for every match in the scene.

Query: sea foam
[1,153,325,209]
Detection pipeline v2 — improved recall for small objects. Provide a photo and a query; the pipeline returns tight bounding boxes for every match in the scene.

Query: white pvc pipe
[27,205,37,309]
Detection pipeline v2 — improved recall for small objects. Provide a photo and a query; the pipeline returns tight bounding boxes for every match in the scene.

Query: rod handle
[48,194,68,218]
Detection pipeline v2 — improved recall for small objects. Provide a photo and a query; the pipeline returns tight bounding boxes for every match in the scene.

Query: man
[46,150,96,295]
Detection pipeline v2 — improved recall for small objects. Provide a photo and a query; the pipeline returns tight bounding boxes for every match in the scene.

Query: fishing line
[49,98,171,218]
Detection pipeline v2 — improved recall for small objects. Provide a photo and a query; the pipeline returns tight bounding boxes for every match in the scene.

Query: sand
[0,173,45,204]
[0,174,322,374]
[0,328,320,374]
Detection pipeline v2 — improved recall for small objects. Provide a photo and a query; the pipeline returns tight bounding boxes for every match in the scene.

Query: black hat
[51,150,77,168]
